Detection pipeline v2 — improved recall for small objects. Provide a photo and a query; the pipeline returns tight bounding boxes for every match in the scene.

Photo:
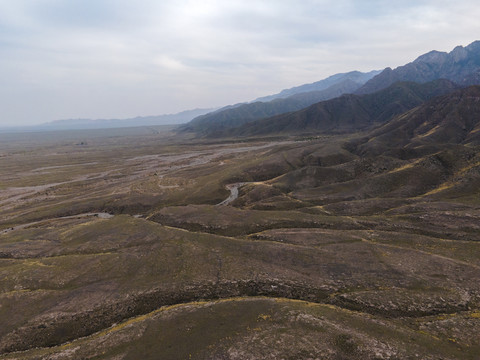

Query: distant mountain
[181,78,367,135]
[1,108,215,133]
[254,70,381,102]
[42,108,216,130]
[211,79,459,137]
[351,85,480,157]
[357,40,480,95]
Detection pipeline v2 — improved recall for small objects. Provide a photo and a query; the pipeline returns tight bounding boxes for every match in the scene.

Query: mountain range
[180,71,379,135]
[211,79,459,137]
[184,40,480,139]
[254,70,380,102]
[356,40,480,94]
[0,108,216,133]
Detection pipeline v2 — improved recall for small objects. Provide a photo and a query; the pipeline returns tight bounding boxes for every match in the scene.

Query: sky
[0,0,479,126]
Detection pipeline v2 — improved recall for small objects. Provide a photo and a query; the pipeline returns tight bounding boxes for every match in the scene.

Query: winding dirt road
[217,182,250,206]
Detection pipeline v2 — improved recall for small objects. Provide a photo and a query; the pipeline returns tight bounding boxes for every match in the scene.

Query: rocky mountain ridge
[181,76,373,135]
[356,40,480,94]
[203,79,460,137]
[254,70,380,102]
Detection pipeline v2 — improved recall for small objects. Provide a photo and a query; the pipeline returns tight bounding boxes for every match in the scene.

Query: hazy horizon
[1,0,479,126]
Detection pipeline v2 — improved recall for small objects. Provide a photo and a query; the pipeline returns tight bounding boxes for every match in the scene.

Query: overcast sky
[0,0,479,126]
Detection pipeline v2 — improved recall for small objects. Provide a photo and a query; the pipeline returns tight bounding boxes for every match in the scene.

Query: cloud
[0,0,479,125]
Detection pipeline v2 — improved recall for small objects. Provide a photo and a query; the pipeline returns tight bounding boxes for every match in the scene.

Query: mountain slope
[357,40,480,95]
[227,79,459,137]
[255,70,380,102]
[351,85,480,157]
[180,79,363,134]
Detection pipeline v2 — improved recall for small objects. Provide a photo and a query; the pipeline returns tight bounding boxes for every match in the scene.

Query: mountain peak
[450,45,468,62]
[413,50,448,64]
[466,40,480,52]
